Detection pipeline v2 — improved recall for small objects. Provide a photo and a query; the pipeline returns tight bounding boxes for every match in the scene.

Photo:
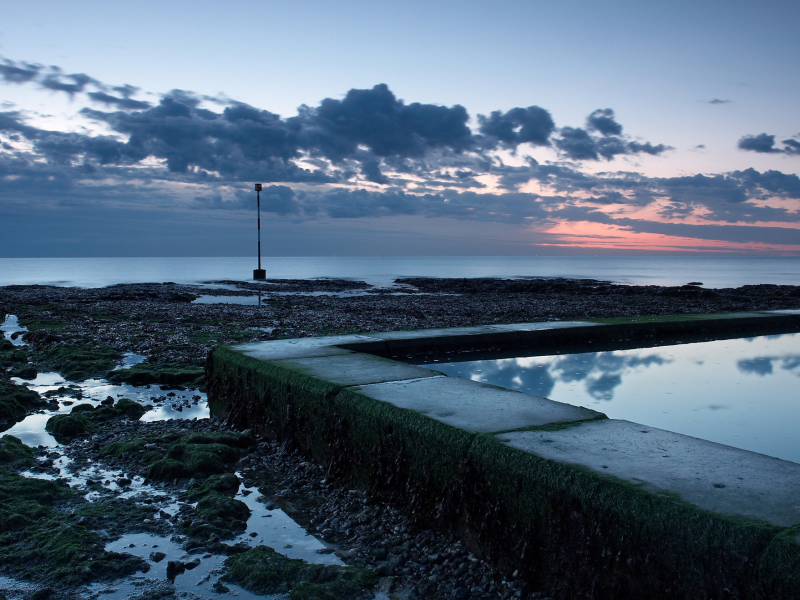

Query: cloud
[477,106,555,148]
[553,109,670,161]
[0,58,42,84]
[87,91,152,111]
[738,133,800,155]
[554,127,599,160]
[2,54,800,254]
[707,99,732,104]
[40,69,97,97]
[586,108,622,136]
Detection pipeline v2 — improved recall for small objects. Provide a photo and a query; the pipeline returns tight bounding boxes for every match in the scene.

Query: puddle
[4,371,209,447]
[192,295,264,305]
[1,314,28,346]
[89,476,341,599]
[114,353,147,369]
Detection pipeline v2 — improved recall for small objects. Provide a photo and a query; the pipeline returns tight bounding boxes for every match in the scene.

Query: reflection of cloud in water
[706,404,728,411]
[469,351,670,401]
[738,354,800,377]
[471,361,557,399]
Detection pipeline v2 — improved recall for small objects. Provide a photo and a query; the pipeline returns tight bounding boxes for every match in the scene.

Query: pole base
[253,269,266,280]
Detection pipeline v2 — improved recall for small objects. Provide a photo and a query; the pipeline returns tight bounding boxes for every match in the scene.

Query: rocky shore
[1,277,799,599]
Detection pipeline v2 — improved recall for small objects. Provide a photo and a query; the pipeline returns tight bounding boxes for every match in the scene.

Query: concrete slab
[349,375,604,434]
[499,419,800,527]
[487,321,598,332]
[368,326,505,341]
[234,335,383,360]
[273,353,441,387]
[366,321,595,341]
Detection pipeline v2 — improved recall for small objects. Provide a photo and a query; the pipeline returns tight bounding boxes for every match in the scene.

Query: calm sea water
[431,333,800,463]
[0,256,799,288]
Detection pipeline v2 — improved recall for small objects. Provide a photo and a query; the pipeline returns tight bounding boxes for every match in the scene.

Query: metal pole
[254,183,265,280]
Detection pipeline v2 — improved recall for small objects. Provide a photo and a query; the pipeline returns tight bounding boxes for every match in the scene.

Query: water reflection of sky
[431,333,800,464]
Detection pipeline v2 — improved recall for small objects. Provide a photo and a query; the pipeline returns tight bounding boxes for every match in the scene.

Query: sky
[1,0,800,257]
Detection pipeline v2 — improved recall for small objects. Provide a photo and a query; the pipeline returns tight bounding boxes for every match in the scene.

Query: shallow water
[1,314,27,346]
[4,373,210,448]
[431,333,800,463]
[2,256,800,288]
[90,476,341,600]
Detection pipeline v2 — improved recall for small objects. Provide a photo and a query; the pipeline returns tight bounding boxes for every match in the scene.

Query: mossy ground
[0,437,156,587]
[0,377,49,427]
[34,343,122,382]
[223,545,378,600]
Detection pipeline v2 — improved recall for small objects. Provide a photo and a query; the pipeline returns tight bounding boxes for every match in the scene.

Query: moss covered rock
[115,398,147,419]
[0,435,36,470]
[12,366,37,380]
[45,412,94,439]
[223,546,378,599]
[187,473,240,498]
[146,458,190,481]
[0,378,47,425]
[47,400,148,440]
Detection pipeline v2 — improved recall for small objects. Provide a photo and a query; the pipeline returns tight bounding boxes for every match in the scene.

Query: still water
[431,333,800,464]
[1,256,799,288]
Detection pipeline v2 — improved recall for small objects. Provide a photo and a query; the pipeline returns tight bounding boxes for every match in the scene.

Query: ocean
[0,256,799,288]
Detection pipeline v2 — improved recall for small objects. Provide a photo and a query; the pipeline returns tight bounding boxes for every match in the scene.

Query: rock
[101,396,115,406]
[451,587,469,599]
[211,581,229,593]
[376,562,395,576]
[31,588,55,600]
[166,560,185,581]
[184,558,201,570]
[150,551,167,563]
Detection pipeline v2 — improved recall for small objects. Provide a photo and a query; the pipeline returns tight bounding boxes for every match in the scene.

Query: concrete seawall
[206,312,800,599]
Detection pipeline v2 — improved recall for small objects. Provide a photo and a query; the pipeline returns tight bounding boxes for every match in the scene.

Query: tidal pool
[429,333,800,464]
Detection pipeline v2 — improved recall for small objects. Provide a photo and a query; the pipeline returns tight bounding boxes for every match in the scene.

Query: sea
[0,256,799,288]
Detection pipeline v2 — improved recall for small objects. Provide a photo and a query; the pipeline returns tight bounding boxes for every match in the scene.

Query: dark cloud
[477,106,555,148]
[738,133,800,155]
[739,133,781,153]
[87,91,152,111]
[554,114,670,161]
[0,58,42,84]
[707,99,732,104]
[586,108,622,136]
[301,84,472,175]
[783,139,800,155]
[40,69,96,97]
[2,54,800,253]
[554,127,598,160]
[627,141,670,155]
